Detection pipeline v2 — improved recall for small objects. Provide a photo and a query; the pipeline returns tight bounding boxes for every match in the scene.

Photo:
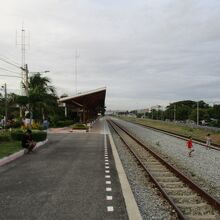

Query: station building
[58,87,106,123]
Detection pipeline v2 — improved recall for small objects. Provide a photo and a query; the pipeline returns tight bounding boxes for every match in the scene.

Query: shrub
[6,120,21,129]
[32,131,47,142]
[11,130,47,142]
[32,122,44,130]
[21,121,44,130]
[0,132,11,142]
[72,124,88,130]
[10,130,24,141]
[55,120,74,127]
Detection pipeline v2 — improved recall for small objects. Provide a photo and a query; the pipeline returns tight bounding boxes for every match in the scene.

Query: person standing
[186,136,194,157]
[43,119,49,130]
[206,134,212,149]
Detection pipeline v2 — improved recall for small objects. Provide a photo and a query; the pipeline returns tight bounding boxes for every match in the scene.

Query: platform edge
[108,128,142,220]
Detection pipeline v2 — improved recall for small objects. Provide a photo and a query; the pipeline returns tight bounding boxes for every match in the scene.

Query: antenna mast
[16,24,29,95]
[74,49,80,94]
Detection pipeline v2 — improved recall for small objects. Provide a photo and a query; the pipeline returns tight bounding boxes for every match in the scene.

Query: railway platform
[0,118,141,220]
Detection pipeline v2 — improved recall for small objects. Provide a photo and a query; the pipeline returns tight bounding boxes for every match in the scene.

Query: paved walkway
[0,120,128,220]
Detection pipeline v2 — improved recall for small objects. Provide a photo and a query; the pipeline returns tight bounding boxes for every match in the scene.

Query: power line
[0,66,20,75]
[0,55,20,66]
[0,74,21,78]
[0,57,21,69]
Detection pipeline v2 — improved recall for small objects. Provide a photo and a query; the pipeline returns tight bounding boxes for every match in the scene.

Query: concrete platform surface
[0,122,129,220]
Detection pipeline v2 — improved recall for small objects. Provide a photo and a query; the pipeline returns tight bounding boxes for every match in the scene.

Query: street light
[29,70,50,75]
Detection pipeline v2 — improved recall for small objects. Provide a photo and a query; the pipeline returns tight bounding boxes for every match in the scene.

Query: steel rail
[108,119,220,217]
[122,119,220,151]
[108,120,186,220]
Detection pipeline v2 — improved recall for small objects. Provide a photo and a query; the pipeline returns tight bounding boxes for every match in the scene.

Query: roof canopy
[59,87,106,111]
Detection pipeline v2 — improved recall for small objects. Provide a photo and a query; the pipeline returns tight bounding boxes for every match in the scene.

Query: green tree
[28,73,58,121]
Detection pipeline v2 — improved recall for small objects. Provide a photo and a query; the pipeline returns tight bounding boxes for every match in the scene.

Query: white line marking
[106,181,111,184]
[106,187,112,191]
[105,166,110,169]
[104,121,107,148]
[105,159,109,162]
[107,206,114,212]
[106,196,113,200]
[105,170,110,173]
[105,175,111,178]
[107,121,142,220]
[105,162,109,165]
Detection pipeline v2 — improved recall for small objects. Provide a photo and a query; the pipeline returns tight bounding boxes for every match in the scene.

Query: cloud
[1,0,220,110]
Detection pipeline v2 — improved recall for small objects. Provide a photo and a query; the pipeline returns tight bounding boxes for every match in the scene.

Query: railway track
[108,119,220,220]
[120,119,220,151]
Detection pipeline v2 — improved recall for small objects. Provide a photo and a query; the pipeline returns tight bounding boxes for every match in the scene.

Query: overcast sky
[0,0,220,110]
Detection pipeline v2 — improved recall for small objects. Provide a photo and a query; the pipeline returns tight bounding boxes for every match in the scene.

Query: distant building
[137,108,150,114]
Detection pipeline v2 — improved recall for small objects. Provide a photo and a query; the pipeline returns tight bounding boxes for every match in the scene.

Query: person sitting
[22,129,36,153]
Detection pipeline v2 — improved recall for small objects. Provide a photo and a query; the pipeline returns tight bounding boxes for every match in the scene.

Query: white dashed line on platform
[104,122,115,215]
[107,206,114,212]
[106,196,113,200]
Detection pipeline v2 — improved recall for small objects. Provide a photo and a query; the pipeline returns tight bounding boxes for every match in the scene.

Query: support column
[64,103,67,117]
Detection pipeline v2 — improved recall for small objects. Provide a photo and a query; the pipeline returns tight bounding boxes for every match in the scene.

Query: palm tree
[28,73,58,121]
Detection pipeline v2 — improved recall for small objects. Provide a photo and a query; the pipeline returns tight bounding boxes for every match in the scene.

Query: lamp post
[29,70,50,75]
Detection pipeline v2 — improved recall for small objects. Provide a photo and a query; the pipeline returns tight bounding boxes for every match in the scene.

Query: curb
[0,139,48,167]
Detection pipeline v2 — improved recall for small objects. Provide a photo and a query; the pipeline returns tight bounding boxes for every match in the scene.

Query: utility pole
[174,104,176,122]
[4,83,7,127]
[24,64,29,97]
[23,64,32,127]
[197,101,199,125]
[1,84,7,128]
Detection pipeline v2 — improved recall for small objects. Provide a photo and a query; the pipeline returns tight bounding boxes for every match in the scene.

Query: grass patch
[120,117,220,145]
[0,141,21,159]
[72,124,88,130]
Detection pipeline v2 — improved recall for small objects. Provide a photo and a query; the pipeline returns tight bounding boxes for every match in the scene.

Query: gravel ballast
[108,125,176,220]
[113,118,220,200]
